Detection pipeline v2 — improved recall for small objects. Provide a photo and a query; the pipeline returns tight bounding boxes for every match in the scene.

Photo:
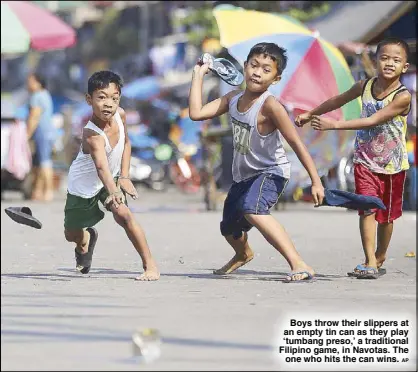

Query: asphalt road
[1,188,416,371]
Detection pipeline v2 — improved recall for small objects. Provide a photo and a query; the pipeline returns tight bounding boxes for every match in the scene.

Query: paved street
[1,188,416,371]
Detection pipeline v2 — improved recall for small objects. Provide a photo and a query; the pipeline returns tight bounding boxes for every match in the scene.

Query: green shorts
[64,186,127,230]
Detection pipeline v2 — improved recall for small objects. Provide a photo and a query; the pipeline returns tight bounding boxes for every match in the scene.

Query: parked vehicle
[129,131,168,192]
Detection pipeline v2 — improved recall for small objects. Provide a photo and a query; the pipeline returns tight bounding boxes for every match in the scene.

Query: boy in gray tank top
[189,42,325,282]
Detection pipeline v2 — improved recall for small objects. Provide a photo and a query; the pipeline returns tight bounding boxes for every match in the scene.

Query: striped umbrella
[213,5,361,193]
[1,1,76,55]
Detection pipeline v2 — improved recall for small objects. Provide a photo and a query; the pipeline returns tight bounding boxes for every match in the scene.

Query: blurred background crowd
[1,0,416,211]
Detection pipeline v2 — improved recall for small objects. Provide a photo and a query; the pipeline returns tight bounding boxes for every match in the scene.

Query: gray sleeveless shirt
[229,90,291,183]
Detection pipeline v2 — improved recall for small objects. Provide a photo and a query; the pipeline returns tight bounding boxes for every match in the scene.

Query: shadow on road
[1,328,273,351]
[161,269,343,282]
[1,267,346,283]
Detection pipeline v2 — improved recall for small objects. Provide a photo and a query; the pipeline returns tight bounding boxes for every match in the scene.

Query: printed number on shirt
[232,117,251,155]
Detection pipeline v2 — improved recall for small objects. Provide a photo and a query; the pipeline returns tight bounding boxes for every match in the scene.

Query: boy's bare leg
[111,204,159,281]
[375,222,393,268]
[65,228,96,273]
[359,214,378,269]
[245,214,314,281]
[31,167,43,200]
[42,166,54,201]
[213,232,254,275]
[64,228,90,253]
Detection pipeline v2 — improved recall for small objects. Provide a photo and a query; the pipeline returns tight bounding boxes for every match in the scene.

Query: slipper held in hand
[4,207,42,229]
[319,188,386,211]
[198,53,244,86]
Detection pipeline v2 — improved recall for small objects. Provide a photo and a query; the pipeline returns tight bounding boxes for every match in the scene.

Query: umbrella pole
[138,3,149,56]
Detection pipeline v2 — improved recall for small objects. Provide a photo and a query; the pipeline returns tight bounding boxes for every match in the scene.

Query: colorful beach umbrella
[213,5,361,194]
[1,1,76,55]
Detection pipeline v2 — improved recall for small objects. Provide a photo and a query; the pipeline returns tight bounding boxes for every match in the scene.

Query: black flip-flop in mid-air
[4,207,42,229]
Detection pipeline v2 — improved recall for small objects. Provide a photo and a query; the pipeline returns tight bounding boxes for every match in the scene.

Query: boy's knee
[64,228,83,242]
[112,205,132,227]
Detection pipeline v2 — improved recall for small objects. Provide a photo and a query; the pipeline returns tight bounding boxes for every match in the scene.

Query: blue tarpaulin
[123,76,160,100]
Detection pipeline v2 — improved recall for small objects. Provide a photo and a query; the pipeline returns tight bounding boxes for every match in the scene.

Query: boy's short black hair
[246,42,288,75]
[87,70,124,96]
[32,72,47,89]
[376,37,410,61]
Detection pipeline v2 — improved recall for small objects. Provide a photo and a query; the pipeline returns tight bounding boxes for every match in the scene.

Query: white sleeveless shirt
[229,90,291,183]
[67,111,125,198]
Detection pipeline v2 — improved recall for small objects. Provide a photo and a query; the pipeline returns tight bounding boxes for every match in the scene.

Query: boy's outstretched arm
[264,97,325,206]
[189,64,238,121]
[311,91,411,131]
[295,80,365,127]
[86,132,124,208]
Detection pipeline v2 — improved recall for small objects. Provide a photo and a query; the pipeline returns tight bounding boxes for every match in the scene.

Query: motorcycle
[166,115,202,194]
[129,130,168,192]
[337,152,356,192]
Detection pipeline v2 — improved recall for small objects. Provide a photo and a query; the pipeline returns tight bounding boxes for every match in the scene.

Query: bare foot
[135,265,160,281]
[285,264,315,282]
[43,190,54,202]
[31,193,44,201]
[213,251,254,275]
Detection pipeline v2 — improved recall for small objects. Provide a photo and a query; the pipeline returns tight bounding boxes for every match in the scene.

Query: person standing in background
[26,73,55,201]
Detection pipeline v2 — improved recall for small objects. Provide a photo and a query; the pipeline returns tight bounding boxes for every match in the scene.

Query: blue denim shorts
[32,134,54,167]
[220,173,289,239]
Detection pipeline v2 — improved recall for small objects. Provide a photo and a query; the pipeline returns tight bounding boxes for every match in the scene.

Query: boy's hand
[193,63,210,78]
[118,178,138,200]
[104,191,125,210]
[295,112,312,127]
[311,115,338,131]
[311,183,325,207]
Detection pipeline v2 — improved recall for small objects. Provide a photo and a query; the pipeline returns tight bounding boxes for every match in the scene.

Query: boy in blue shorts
[189,42,325,282]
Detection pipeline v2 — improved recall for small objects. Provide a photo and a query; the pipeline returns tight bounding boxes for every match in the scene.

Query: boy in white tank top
[64,71,159,281]
[189,43,325,282]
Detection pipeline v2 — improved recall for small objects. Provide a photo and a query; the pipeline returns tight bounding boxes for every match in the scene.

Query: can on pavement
[132,328,161,363]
